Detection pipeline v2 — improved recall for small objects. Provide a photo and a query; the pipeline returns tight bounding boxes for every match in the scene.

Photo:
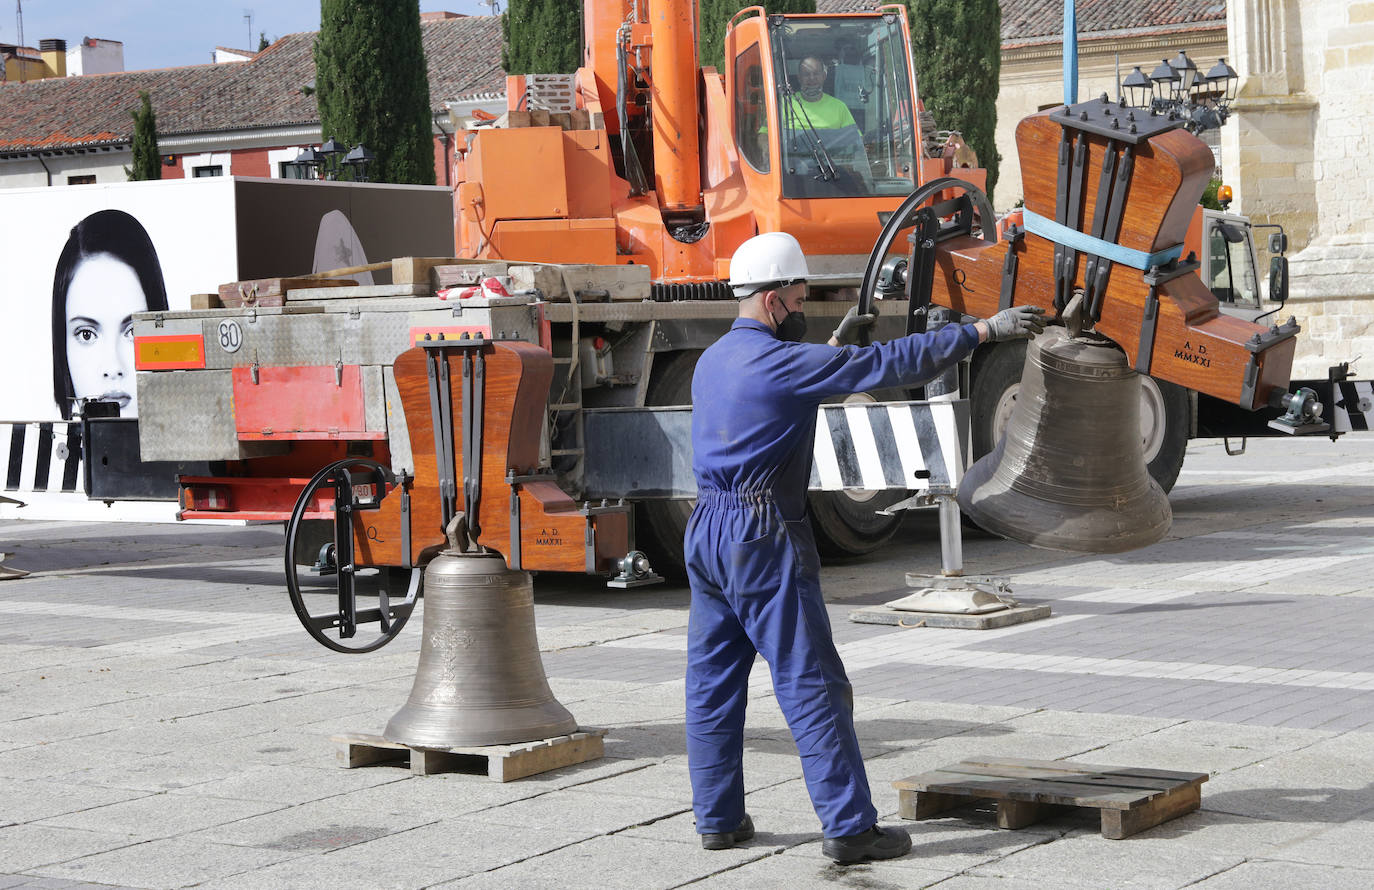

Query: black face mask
[771,304,807,342]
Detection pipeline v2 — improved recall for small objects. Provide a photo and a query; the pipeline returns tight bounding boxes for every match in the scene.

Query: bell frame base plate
[333,727,607,782]
[848,603,1051,630]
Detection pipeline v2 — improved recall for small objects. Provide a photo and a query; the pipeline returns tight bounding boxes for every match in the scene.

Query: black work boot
[821,824,912,863]
[701,813,755,850]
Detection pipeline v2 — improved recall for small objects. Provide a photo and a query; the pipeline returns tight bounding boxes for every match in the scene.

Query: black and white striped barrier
[0,422,180,522]
[3,422,83,495]
[810,399,966,492]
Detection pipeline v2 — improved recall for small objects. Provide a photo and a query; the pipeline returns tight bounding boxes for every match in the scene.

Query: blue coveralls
[685,317,980,838]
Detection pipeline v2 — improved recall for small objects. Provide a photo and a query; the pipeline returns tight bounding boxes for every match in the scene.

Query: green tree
[128,91,161,181]
[501,0,582,74]
[258,31,270,52]
[315,0,435,185]
[698,1,815,73]
[906,0,1002,202]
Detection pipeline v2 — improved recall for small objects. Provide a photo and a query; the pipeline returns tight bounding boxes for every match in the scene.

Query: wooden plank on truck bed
[219,277,358,308]
[286,283,432,301]
[431,261,512,290]
[391,257,465,285]
[507,263,651,301]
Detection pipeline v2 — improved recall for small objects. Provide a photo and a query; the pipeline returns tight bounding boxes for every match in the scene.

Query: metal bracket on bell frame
[1053,131,1089,311]
[421,334,487,548]
[504,469,560,570]
[1133,258,1200,375]
[579,498,631,575]
[998,224,1024,312]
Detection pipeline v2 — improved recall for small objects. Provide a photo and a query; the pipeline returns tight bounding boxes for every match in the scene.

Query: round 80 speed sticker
[217,319,243,354]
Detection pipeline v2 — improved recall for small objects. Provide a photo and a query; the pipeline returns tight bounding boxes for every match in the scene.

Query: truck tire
[636,350,702,579]
[970,341,1191,494]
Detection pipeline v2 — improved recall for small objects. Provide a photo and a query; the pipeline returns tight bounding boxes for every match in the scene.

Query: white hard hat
[728,232,809,298]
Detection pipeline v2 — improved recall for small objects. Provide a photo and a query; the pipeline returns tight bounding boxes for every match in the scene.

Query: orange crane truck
[135,2,989,582]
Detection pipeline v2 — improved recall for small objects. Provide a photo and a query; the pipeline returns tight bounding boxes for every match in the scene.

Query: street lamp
[1123,52,1239,134]
[1121,66,1153,110]
[342,144,375,182]
[318,137,346,178]
[289,146,322,179]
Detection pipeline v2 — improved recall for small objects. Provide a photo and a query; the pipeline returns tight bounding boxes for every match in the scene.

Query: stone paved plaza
[2,435,1373,889]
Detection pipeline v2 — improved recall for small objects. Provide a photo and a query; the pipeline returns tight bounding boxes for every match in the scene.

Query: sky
[5,0,500,72]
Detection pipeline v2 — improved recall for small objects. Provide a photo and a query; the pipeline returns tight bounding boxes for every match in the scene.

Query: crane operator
[684,232,1046,863]
[779,56,872,192]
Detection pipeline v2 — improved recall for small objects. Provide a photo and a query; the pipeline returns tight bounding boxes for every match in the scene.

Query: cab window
[734,43,770,173]
[1208,222,1260,308]
[768,16,916,199]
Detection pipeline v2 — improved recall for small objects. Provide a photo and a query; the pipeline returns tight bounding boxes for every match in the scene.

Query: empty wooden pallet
[333,728,606,782]
[893,755,1208,839]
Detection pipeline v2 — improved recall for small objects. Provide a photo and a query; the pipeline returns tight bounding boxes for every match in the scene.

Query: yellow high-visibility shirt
[783,93,856,130]
[760,93,858,133]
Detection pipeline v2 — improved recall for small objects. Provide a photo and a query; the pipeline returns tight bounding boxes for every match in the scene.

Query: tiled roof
[0,15,506,154]
[815,0,1225,44]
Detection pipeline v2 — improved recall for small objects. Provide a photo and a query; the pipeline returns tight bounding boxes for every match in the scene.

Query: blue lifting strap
[1021,208,1183,271]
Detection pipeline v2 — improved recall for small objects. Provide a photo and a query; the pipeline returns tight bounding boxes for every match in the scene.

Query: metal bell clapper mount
[880,486,1018,615]
[607,550,662,589]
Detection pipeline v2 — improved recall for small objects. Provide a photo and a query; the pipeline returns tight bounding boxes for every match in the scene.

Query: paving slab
[428,832,766,890]
[36,793,284,842]
[28,836,299,889]
[1187,859,1374,888]
[682,849,954,889]
[965,829,1248,889]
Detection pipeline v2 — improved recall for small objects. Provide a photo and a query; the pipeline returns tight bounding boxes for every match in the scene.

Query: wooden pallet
[333,728,606,782]
[893,755,1208,839]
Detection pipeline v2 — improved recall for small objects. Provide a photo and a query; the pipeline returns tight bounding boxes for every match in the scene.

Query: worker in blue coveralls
[686,231,1046,863]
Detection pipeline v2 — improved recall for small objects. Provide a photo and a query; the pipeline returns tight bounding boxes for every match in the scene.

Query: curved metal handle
[857,177,997,330]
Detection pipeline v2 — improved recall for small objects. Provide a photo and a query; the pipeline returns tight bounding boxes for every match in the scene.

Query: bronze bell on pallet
[384,548,577,749]
[958,326,1172,554]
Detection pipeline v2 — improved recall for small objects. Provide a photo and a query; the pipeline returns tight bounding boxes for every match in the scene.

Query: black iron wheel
[285,458,421,653]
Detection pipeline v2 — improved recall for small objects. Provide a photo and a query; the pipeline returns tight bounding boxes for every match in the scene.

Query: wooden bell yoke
[935,97,1297,411]
[351,335,630,574]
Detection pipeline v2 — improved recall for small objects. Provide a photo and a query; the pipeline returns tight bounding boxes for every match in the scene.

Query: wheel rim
[1137,376,1167,464]
[990,383,1020,450]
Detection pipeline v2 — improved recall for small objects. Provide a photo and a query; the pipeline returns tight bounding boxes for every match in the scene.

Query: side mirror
[1269,255,1289,305]
[1268,231,1288,254]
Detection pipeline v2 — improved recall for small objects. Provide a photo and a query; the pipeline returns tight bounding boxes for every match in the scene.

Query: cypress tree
[501,0,582,74]
[315,0,435,185]
[906,0,1001,202]
[699,1,815,72]
[128,91,161,181]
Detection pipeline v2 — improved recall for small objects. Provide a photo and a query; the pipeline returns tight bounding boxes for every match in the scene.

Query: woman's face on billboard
[64,253,146,416]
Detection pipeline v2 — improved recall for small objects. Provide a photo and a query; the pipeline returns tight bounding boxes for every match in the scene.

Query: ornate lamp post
[1122,53,1239,134]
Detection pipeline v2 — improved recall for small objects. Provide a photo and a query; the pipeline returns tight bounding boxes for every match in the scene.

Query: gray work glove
[832,305,876,346]
[984,305,1048,342]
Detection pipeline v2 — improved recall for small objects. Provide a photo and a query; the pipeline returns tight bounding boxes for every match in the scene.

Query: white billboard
[0,177,453,521]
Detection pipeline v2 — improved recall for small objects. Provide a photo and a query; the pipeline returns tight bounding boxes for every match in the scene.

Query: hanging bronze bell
[958,327,1172,553]
[384,550,578,748]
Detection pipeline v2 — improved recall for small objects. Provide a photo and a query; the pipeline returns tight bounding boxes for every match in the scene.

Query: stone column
[1225,0,1374,377]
